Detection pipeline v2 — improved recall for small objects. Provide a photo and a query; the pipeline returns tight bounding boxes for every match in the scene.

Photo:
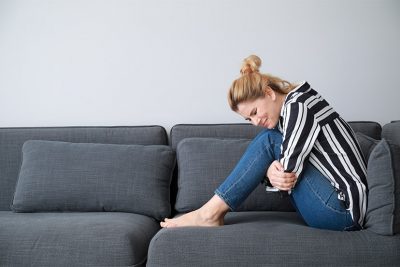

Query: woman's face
[236,89,284,129]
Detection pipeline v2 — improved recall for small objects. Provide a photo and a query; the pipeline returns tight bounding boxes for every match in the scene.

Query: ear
[264,87,277,101]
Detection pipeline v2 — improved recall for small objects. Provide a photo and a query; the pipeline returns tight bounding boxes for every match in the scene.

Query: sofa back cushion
[349,130,400,235]
[382,121,400,146]
[12,140,175,220]
[0,126,168,211]
[355,132,379,162]
[175,138,295,212]
[171,122,381,213]
[364,139,400,235]
[171,122,381,149]
[347,121,382,140]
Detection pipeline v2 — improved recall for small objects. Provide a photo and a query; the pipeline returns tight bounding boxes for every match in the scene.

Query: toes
[160,219,178,228]
[166,222,177,228]
[160,219,173,228]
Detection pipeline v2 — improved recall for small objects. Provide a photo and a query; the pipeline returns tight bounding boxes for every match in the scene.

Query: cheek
[270,106,281,117]
[262,109,272,118]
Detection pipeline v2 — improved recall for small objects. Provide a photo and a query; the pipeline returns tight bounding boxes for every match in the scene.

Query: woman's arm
[267,160,297,191]
[265,102,321,191]
[280,102,321,177]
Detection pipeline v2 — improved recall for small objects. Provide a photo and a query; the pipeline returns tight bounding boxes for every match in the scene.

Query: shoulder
[285,81,322,107]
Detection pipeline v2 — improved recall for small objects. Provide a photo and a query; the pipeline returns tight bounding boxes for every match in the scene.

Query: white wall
[0,0,399,132]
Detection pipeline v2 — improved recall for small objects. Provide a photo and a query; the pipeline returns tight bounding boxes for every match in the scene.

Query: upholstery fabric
[0,126,168,211]
[355,132,379,162]
[383,121,400,146]
[170,124,264,150]
[347,121,382,140]
[365,139,400,235]
[170,122,381,149]
[175,138,294,212]
[147,211,400,267]
[0,211,159,267]
[12,140,175,220]
[171,122,381,213]
[0,122,395,267]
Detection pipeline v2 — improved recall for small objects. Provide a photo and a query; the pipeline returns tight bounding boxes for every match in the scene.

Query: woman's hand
[267,160,297,191]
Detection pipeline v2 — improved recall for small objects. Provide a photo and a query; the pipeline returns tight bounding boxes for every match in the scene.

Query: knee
[253,129,282,146]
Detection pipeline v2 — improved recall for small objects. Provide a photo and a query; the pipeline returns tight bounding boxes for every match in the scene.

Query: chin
[261,124,273,129]
[267,122,278,129]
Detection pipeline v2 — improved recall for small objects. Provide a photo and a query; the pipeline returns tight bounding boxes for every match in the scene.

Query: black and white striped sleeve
[279,102,320,177]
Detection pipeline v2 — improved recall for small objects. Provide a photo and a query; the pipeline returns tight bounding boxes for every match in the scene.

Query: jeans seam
[221,149,264,206]
[214,189,234,211]
[215,130,281,211]
[217,135,276,210]
[304,176,347,215]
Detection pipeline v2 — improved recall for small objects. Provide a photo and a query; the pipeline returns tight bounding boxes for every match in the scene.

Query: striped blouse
[277,81,367,226]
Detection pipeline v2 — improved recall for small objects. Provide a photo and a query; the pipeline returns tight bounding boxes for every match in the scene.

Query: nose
[252,117,261,126]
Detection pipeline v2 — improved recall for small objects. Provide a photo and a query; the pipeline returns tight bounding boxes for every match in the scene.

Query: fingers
[275,172,296,179]
[271,177,297,191]
[267,160,297,191]
[271,160,284,172]
[270,161,295,178]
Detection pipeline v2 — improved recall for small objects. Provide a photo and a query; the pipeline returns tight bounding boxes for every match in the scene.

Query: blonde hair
[228,55,295,111]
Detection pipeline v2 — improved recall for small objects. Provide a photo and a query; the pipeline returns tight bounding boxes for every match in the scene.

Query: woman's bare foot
[160,209,223,228]
[160,195,229,228]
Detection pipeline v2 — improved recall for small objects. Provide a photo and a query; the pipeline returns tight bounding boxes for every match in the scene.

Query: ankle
[199,207,221,222]
[199,195,229,221]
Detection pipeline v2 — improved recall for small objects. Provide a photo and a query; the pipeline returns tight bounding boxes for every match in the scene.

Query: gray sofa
[0,122,399,266]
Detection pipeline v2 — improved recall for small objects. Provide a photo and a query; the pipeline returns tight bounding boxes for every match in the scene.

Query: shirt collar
[280,81,307,116]
[278,81,308,128]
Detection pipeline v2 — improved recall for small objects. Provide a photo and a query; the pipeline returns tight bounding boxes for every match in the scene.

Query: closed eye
[244,108,257,122]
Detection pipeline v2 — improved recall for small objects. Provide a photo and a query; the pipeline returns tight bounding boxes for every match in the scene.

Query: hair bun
[240,55,262,75]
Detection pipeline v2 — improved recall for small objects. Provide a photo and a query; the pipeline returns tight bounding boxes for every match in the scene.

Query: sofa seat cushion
[147,212,400,267]
[0,211,159,267]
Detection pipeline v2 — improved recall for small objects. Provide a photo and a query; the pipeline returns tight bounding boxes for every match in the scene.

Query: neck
[276,92,287,108]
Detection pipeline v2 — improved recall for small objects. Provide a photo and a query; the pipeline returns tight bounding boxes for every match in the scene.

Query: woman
[161,55,367,231]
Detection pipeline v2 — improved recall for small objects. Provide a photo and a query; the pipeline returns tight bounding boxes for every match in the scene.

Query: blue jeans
[215,129,360,231]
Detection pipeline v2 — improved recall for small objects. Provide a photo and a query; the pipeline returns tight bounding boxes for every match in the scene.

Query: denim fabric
[175,137,294,212]
[290,164,359,231]
[215,129,281,210]
[215,129,358,231]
